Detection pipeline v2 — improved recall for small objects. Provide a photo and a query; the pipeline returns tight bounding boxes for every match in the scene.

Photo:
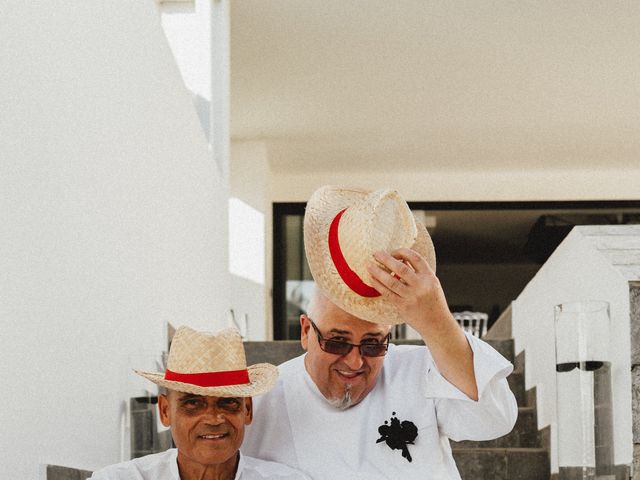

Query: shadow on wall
[194,94,210,142]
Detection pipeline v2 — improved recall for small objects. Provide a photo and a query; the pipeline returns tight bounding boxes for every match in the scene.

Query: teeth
[201,434,226,439]
[338,371,360,377]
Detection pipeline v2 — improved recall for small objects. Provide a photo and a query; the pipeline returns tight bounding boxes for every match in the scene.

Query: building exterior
[2,1,640,478]
[511,226,640,476]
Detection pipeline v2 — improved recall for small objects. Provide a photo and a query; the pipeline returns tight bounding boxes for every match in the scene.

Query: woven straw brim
[134,363,278,397]
[304,186,436,326]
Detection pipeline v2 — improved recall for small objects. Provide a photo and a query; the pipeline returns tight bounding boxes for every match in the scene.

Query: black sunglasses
[308,318,390,357]
[556,361,605,373]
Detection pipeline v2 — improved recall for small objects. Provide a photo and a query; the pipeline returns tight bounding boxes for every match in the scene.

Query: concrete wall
[511,229,633,473]
[0,2,230,478]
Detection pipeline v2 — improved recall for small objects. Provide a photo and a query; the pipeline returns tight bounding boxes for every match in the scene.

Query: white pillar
[195,0,232,329]
[210,0,230,182]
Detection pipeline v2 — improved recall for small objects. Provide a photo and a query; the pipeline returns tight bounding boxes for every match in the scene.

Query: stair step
[47,464,93,480]
[508,371,526,406]
[452,447,550,480]
[244,340,304,366]
[483,338,515,364]
[451,407,540,449]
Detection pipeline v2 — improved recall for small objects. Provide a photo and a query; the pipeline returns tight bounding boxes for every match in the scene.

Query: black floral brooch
[376,412,418,462]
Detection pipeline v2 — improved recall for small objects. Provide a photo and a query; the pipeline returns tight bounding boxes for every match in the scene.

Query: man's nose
[342,345,365,370]
[202,404,227,421]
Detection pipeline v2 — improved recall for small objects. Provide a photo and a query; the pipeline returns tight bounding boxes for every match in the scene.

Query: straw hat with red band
[304,186,436,325]
[135,326,277,397]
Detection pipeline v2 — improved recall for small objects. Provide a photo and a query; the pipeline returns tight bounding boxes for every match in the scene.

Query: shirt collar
[171,449,244,480]
[234,451,246,480]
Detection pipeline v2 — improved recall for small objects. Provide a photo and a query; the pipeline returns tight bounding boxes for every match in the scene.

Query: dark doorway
[273,200,640,340]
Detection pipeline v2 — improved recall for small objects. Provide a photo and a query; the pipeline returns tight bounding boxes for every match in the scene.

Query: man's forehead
[326,325,389,337]
[319,316,391,337]
[310,291,392,335]
[167,391,242,400]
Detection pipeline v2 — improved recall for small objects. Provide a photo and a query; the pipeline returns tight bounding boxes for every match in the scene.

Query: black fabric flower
[376,412,418,462]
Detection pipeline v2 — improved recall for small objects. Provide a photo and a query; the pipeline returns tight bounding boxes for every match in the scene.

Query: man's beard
[327,383,353,410]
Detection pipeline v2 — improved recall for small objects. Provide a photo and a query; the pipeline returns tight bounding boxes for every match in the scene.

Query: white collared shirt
[242,334,518,480]
[89,449,310,480]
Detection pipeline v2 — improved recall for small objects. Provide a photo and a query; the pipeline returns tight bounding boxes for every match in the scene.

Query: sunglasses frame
[308,318,390,357]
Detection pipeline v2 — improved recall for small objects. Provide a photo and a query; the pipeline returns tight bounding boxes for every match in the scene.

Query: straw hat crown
[165,326,247,375]
[135,326,277,397]
[304,185,436,325]
[338,189,418,284]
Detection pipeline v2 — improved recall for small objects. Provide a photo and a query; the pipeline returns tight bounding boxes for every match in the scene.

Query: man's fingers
[367,273,396,298]
[367,261,407,297]
[372,251,417,286]
[390,248,432,275]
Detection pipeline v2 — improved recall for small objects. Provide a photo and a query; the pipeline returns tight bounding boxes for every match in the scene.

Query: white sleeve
[88,470,110,480]
[423,333,518,441]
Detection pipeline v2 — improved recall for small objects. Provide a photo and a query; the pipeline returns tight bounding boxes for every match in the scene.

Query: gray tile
[507,449,550,480]
[452,448,508,480]
[508,371,526,406]
[243,341,305,365]
[558,466,595,480]
[451,407,540,449]
[46,465,93,480]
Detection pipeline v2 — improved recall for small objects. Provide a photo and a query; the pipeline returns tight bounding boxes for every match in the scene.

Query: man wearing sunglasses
[242,187,517,479]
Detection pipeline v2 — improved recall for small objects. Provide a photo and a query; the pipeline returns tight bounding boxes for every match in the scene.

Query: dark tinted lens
[360,344,388,357]
[582,361,604,371]
[556,362,578,372]
[323,340,353,355]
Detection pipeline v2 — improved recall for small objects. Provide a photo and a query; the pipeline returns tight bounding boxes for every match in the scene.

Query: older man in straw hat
[242,186,518,479]
[90,326,310,480]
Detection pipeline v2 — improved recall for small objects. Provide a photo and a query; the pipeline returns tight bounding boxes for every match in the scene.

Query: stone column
[631,281,640,480]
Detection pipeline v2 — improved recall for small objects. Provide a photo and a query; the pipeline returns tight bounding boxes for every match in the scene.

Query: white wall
[159,1,212,139]
[229,141,271,339]
[160,1,210,100]
[160,1,272,342]
[0,2,230,478]
[511,229,632,473]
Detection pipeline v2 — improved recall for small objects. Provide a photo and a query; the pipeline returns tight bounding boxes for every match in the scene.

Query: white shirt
[89,449,310,480]
[242,334,518,480]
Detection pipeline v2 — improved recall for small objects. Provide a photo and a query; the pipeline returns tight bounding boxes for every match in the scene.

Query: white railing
[453,311,488,338]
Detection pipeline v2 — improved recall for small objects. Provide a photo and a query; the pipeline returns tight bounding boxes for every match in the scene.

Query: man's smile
[334,369,365,381]
[197,432,230,441]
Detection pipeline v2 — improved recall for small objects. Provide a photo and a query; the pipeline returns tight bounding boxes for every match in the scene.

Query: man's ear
[300,314,311,351]
[158,393,171,428]
[244,397,253,425]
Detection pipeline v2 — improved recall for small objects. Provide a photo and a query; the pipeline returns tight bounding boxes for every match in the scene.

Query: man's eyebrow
[328,328,386,338]
[178,393,201,400]
[362,331,387,338]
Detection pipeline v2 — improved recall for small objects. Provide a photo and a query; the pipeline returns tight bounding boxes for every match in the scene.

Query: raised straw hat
[304,186,436,325]
[135,326,277,397]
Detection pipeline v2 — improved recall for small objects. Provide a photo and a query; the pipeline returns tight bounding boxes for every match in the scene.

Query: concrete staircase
[450,346,550,480]
[244,338,551,480]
